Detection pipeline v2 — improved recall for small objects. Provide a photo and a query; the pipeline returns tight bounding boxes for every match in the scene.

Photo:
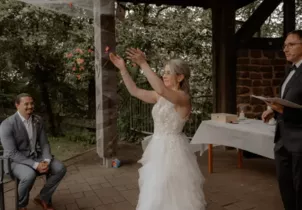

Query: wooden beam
[117,0,209,8]
[235,0,282,45]
[283,0,295,37]
[212,2,237,114]
[94,0,118,167]
[234,0,257,9]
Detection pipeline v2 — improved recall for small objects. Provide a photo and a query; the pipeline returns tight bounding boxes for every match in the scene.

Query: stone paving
[3,143,284,210]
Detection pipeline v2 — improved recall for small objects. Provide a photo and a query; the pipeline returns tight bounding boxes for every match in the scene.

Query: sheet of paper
[251,95,302,109]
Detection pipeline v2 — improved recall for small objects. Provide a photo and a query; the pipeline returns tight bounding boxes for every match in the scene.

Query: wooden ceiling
[117,0,258,9]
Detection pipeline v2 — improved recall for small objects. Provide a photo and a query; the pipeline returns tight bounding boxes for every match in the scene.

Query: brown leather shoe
[33,197,54,210]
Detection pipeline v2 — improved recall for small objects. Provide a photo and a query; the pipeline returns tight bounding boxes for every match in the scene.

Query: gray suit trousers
[12,159,66,207]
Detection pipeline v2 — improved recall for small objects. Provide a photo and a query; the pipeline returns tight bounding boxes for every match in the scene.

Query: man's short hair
[287,30,302,40]
[15,93,33,105]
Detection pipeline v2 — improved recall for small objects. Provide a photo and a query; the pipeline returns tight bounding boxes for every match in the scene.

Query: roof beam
[235,0,282,45]
[283,0,295,37]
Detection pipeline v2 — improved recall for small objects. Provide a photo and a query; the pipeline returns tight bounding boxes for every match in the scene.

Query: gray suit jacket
[0,112,52,171]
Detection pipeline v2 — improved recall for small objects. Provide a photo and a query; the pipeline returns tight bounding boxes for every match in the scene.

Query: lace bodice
[152,97,187,135]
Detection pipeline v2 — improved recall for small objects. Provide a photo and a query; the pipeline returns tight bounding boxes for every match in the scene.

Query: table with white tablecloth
[190,119,276,173]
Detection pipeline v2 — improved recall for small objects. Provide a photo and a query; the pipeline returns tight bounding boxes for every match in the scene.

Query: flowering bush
[64,47,95,81]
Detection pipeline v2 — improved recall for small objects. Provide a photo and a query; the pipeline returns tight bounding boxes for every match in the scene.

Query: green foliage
[64,47,95,84]
[0,0,298,142]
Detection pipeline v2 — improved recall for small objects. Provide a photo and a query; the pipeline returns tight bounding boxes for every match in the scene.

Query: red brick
[273,79,282,86]
[253,105,265,113]
[263,87,273,96]
[276,51,286,58]
[252,87,263,95]
[274,72,285,79]
[251,59,262,65]
[272,59,286,65]
[250,73,262,79]
[263,51,276,59]
[274,66,285,71]
[237,49,249,58]
[252,80,262,86]
[238,58,250,64]
[260,66,273,72]
[237,65,247,71]
[237,71,249,78]
[261,59,271,65]
[248,65,260,72]
[237,87,250,95]
[250,50,262,58]
[238,79,251,86]
[262,80,272,86]
[237,96,251,103]
[263,72,273,79]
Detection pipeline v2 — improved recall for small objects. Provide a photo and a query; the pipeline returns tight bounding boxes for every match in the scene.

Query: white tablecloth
[190,119,276,159]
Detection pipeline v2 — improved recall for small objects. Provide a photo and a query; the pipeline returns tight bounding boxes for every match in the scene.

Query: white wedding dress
[136,96,206,210]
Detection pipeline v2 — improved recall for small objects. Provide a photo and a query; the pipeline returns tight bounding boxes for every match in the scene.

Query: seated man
[0,93,66,210]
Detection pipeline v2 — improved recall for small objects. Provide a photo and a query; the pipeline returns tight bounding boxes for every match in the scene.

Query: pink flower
[75,48,83,54]
[80,66,84,71]
[88,49,93,53]
[66,53,73,58]
[76,75,81,80]
[76,58,84,65]
[105,46,110,53]
[72,67,76,71]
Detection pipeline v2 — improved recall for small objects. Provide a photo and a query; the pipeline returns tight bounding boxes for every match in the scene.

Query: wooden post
[283,0,295,37]
[212,2,236,114]
[208,144,213,173]
[211,2,236,173]
[93,0,118,167]
[237,149,243,169]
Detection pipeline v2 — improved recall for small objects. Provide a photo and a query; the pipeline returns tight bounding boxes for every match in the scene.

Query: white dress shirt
[18,112,50,169]
[281,59,302,98]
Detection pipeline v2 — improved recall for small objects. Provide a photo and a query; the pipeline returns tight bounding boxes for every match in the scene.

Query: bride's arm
[109,53,158,104]
[126,49,189,106]
[120,66,158,104]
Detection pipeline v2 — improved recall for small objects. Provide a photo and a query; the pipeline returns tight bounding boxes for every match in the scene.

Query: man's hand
[266,102,284,114]
[262,108,274,123]
[37,161,49,174]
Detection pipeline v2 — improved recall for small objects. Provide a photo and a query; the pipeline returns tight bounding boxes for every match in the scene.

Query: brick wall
[237,49,289,118]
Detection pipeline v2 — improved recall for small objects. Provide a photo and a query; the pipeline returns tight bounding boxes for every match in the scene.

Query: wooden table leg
[208,144,213,173]
[237,149,243,169]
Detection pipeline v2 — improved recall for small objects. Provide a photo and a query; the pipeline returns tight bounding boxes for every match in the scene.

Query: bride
[109,48,206,210]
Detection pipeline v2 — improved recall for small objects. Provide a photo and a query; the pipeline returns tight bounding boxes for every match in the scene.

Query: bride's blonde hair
[165,59,191,95]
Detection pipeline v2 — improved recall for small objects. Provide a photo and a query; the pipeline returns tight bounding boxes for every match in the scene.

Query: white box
[211,113,238,123]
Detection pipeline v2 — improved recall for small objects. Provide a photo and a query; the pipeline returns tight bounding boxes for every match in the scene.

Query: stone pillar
[93,0,117,167]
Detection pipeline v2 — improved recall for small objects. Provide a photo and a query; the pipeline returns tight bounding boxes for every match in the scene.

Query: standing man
[0,93,66,210]
[262,30,302,210]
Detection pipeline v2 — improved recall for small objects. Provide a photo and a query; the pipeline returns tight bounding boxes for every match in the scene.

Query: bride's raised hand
[126,48,147,66]
[109,53,126,70]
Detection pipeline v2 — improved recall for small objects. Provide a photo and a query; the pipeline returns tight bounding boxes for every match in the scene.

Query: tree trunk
[88,78,96,119]
[36,66,58,136]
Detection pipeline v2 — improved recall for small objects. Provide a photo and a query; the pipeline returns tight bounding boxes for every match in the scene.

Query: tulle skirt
[136,133,206,210]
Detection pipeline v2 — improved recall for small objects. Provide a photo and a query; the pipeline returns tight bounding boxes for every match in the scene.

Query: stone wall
[236,49,289,118]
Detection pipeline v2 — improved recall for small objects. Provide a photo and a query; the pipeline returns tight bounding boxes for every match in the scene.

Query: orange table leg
[208,144,213,173]
[237,149,243,169]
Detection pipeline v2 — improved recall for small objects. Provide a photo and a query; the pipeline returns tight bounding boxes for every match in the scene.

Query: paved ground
[3,143,283,210]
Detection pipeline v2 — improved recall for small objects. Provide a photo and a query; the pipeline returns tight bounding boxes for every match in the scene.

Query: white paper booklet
[251,95,302,109]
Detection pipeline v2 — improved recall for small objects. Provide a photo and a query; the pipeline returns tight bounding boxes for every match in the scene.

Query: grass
[48,135,95,161]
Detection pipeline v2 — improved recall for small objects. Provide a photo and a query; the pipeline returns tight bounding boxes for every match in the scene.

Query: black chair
[0,152,19,210]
